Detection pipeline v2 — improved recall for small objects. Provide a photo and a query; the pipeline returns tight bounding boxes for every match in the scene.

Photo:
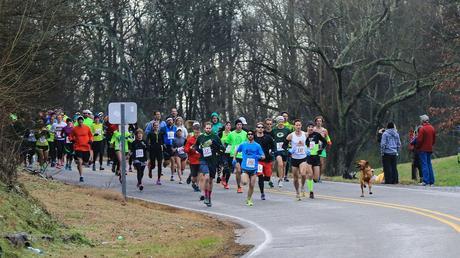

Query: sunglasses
[247,133,254,136]
[257,126,264,129]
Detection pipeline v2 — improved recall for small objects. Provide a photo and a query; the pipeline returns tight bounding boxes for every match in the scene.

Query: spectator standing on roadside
[380,122,401,184]
[415,115,436,186]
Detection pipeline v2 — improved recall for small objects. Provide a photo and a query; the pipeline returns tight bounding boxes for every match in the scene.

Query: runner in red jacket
[185,122,201,192]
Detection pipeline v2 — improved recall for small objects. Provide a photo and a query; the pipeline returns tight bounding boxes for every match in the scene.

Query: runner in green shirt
[271,116,291,188]
[225,119,247,193]
[91,115,105,171]
[110,126,134,177]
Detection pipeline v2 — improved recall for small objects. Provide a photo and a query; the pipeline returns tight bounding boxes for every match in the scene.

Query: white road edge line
[130,196,272,258]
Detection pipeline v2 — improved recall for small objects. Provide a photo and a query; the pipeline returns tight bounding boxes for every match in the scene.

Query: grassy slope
[0,173,250,257]
[324,155,460,186]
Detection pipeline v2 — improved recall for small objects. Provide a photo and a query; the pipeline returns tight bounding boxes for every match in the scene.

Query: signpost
[108,102,137,199]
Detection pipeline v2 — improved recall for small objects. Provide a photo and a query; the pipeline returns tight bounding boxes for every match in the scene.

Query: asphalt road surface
[47,166,460,258]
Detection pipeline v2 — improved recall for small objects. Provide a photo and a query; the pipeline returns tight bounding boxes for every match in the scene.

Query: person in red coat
[415,115,436,186]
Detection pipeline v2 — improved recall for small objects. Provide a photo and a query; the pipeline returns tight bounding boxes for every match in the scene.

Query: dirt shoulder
[11,173,251,257]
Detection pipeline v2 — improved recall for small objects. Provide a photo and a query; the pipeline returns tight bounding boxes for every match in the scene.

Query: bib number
[135,149,144,158]
[167,131,175,140]
[56,131,62,138]
[246,158,255,168]
[95,129,102,135]
[257,163,263,173]
[203,147,212,157]
[309,142,315,149]
[297,147,305,155]
[177,147,185,155]
[39,137,46,143]
[225,145,232,153]
[277,142,284,151]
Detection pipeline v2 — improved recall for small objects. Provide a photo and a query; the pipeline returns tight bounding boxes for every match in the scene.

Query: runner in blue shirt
[234,130,265,206]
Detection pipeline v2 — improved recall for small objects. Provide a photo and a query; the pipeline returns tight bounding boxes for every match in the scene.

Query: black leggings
[258,174,265,194]
[223,155,232,183]
[135,163,146,184]
[56,141,65,160]
[149,149,163,180]
[92,141,104,166]
[48,141,56,162]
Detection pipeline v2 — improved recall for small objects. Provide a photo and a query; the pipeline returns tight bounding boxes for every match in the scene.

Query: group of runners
[22,107,332,207]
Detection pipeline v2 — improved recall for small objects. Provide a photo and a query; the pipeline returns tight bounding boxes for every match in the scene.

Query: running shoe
[246,199,253,206]
[100,166,105,171]
[139,184,144,191]
[204,197,209,205]
[284,177,289,182]
[261,193,266,200]
[92,165,96,171]
[156,180,162,185]
[200,195,205,201]
[170,176,175,181]
[148,170,153,179]
[186,176,191,184]
[79,177,84,182]
[224,184,230,190]
[221,178,226,187]
[268,181,274,188]
[129,167,133,172]
[178,180,183,184]
[309,192,314,199]
[216,176,221,184]
[296,194,301,201]
[206,199,212,207]
[302,191,306,197]
[237,187,243,193]
[278,180,283,188]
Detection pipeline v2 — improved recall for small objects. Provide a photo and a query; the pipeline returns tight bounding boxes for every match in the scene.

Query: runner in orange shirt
[71,116,93,182]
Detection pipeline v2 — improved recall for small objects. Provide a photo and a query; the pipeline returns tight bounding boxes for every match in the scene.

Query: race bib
[203,147,212,157]
[246,158,255,168]
[95,129,102,135]
[297,146,305,155]
[56,131,62,138]
[257,164,263,173]
[135,149,144,158]
[309,142,315,149]
[225,145,232,153]
[167,131,175,140]
[277,142,284,151]
[39,137,46,143]
[177,147,185,154]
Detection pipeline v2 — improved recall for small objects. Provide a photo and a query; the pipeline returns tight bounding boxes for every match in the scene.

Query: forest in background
[1,0,459,179]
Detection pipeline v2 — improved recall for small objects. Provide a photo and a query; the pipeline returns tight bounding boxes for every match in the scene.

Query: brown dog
[356,160,374,197]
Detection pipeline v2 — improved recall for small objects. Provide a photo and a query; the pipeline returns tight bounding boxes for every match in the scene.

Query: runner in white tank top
[285,120,309,200]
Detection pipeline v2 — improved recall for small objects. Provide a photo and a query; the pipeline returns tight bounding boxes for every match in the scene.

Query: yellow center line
[264,188,460,233]
[316,194,460,223]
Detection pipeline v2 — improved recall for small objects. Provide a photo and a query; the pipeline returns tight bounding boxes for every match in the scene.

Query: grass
[0,173,250,257]
[323,155,460,186]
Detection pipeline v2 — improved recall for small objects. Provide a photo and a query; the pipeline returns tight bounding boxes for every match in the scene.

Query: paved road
[47,166,460,258]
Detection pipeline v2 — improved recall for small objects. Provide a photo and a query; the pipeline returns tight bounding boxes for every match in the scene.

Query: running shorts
[307,155,321,167]
[319,149,327,158]
[163,145,173,160]
[291,157,307,168]
[190,164,200,177]
[75,151,91,163]
[258,161,272,177]
[274,151,288,161]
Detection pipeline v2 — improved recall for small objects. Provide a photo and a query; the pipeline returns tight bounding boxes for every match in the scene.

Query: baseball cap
[238,117,248,125]
[192,121,201,128]
[82,109,92,115]
[306,120,315,127]
[276,116,284,123]
[166,117,174,122]
[420,114,429,122]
